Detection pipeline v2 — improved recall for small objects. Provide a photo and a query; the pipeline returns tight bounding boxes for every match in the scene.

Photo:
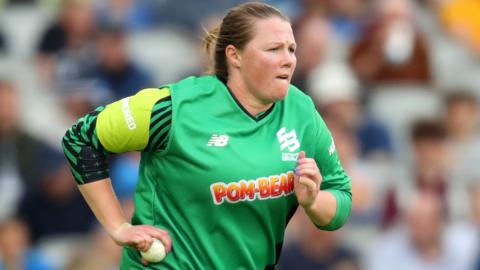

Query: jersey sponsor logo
[210,171,295,205]
[281,153,298,161]
[277,127,300,152]
[277,127,300,161]
[121,98,136,130]
[207,134,229,147]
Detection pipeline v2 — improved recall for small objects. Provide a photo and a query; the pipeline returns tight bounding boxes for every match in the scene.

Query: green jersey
[62,75,352,270]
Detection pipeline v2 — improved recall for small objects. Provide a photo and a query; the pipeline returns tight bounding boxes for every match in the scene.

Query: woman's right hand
[110,223,172,253]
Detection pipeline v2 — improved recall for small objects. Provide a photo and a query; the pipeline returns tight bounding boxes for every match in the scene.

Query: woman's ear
[225,44,241,69]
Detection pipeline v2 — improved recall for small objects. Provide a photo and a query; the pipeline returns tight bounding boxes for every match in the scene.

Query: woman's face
[236,17,297,104]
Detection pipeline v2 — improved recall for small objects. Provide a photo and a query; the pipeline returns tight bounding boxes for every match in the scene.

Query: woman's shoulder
[287,83,312,99]
[168,75,218,88]
[285,84,316,110]
[164,75,221,95]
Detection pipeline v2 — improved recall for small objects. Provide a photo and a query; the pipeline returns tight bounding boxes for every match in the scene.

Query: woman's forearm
[303,190,337,226]
[78,178,173,252]
[78,178,128,236]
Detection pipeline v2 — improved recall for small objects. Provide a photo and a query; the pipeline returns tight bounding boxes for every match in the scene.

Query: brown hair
[411,119,447,142]
[444,90,478,108]
[203,2,289,82]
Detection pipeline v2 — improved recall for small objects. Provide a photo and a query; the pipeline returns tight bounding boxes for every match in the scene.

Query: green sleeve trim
[62,107,108,185]
[315,189,352,231]
[62,143,77,166]
[70,167,83,184]
[97,88,171,153]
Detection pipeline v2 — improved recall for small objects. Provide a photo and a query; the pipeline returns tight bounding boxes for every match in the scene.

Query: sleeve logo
[328,138,336,156]
[121,98,137,130]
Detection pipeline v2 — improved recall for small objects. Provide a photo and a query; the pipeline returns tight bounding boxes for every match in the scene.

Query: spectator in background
[153,0,243,32]
[93,25,154,99]
[308,62,391,226]
[382,120,450,228]
[325,0,367,42]
[349,0,431,86]
[17,148,96,243]
[279,210,361,270]
[291,13,330,91]
[0,80,50,222]
[57,79,113,120]
[308,62,393,160]
[409,120,449,200]
[95,0,157,31]
[442,91,480,221]
[36,0,97,87]
[445,183,480,270]
[326,121,385,226]
[369,192,467,270]
[0,218,53,270]
[444,91,480,184]
[445,91,479,145]
[438,0,480,55]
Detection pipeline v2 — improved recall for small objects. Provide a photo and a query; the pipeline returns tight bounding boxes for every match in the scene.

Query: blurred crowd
[0,0,479,269]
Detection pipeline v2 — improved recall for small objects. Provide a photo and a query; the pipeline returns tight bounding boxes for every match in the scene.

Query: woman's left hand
[294,151,322,208]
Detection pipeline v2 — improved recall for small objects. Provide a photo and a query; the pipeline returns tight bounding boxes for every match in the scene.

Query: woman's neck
[226,77,273,117]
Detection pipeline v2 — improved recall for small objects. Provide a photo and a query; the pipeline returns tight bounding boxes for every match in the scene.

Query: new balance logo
[207,134,229,147]
[277,127,300,152]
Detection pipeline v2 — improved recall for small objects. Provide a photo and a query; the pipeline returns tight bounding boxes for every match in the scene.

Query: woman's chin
[260,83,290,103]
[275,85,290,100]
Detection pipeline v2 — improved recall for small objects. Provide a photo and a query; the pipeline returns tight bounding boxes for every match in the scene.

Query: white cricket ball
[141,239,166,263]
